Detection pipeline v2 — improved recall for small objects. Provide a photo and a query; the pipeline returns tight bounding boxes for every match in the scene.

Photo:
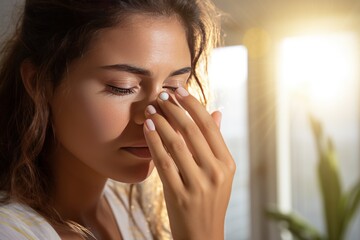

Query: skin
[145,89,236,240]
[25,13,235,240]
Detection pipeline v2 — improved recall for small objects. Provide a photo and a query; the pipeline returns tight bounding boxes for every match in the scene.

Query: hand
[143,87,236,240]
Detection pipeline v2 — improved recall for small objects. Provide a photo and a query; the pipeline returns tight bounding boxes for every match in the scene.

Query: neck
[49,143,108,223]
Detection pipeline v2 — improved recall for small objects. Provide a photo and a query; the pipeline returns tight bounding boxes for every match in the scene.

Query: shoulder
[0,201,60,240]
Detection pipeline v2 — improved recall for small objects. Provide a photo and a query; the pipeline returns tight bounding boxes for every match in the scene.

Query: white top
[0,182,153,240]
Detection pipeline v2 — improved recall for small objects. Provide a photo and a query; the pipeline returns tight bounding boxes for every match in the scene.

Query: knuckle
[210,170,226,185]
[182,122,199,136]
[157,158,173,170]
[197,181,211,195]
[168,139,185,153]
[201,118,215,132]
[227,159,237,175]
[189,175,210,195]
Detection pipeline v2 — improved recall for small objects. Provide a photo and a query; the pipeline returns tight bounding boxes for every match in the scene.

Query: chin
[109,161,155,184]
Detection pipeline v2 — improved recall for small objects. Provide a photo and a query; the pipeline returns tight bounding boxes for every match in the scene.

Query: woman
[0,0,235,239]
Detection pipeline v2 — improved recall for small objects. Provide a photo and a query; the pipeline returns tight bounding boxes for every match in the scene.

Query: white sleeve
[0,219,37,239]
[0,203,61,240]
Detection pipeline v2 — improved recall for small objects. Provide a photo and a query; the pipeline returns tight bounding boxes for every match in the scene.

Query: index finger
[174,87,230,160]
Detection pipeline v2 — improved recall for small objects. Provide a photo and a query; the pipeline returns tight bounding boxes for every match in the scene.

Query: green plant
[267,116,360,240]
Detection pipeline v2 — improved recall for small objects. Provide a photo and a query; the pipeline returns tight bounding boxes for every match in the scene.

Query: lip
[122,146,152,159]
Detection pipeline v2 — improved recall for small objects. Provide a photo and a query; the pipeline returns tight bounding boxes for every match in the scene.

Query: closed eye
[106,85,136,96]
[162,86,178,92]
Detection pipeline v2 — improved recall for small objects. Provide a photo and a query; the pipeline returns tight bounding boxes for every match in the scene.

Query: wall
[0,0,23,44]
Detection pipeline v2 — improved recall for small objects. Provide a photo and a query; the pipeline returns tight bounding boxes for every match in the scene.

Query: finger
[143,119,183,190]
[211,111,222,129]
[145,105,200,185]
[155,95,217,170]
[174,87,231,161]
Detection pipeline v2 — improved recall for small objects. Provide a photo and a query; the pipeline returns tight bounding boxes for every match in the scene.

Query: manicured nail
[176,87,189,97]
[159,92,169,101]
[146,105,156,115]
[145,119,155,131]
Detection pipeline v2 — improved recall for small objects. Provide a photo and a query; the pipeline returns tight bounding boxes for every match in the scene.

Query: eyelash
[107,85,136,96]
[106,85,179,96]
[162,86,178,92]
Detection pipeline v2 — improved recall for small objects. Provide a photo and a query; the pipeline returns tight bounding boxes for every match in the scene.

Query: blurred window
[277,33,360,239]
[209,46,250,240]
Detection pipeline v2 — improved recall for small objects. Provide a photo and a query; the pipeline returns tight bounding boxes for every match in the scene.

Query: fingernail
[176,87,189,97]
[146,105,156,115]
[159,92,169,101]
[145,119,155,131]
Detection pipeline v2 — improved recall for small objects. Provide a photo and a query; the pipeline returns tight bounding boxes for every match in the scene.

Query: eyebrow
[100,64,192,77]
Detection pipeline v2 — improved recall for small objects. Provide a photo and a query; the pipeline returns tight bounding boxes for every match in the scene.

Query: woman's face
[50,14,191,183]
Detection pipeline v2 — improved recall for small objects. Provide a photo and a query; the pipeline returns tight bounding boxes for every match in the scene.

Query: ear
[20,59,37,97]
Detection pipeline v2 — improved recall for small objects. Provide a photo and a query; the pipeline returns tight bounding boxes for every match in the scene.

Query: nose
[133,86,162,125]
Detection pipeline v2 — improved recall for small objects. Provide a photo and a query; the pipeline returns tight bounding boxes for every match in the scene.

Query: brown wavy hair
[0,0,220,238]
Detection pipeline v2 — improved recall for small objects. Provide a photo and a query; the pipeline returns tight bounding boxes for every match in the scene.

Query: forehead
[82,14,191,68]
[121,13,186,31]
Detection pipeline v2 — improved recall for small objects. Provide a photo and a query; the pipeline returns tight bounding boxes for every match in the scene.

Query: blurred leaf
[309,115,323,155]
[340,180,360,238]
[266,209,323,240]
[267,115,360,240]
[315,125,343,240]
[310,115,342,239]
[346,181,360,221]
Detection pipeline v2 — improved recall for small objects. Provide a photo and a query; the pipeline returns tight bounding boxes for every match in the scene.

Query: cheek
[51,87,131,151]
[80,96,130,142]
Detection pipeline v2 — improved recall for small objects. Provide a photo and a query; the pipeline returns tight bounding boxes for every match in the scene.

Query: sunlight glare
[277,33,358,214]
[279,33,358,105]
